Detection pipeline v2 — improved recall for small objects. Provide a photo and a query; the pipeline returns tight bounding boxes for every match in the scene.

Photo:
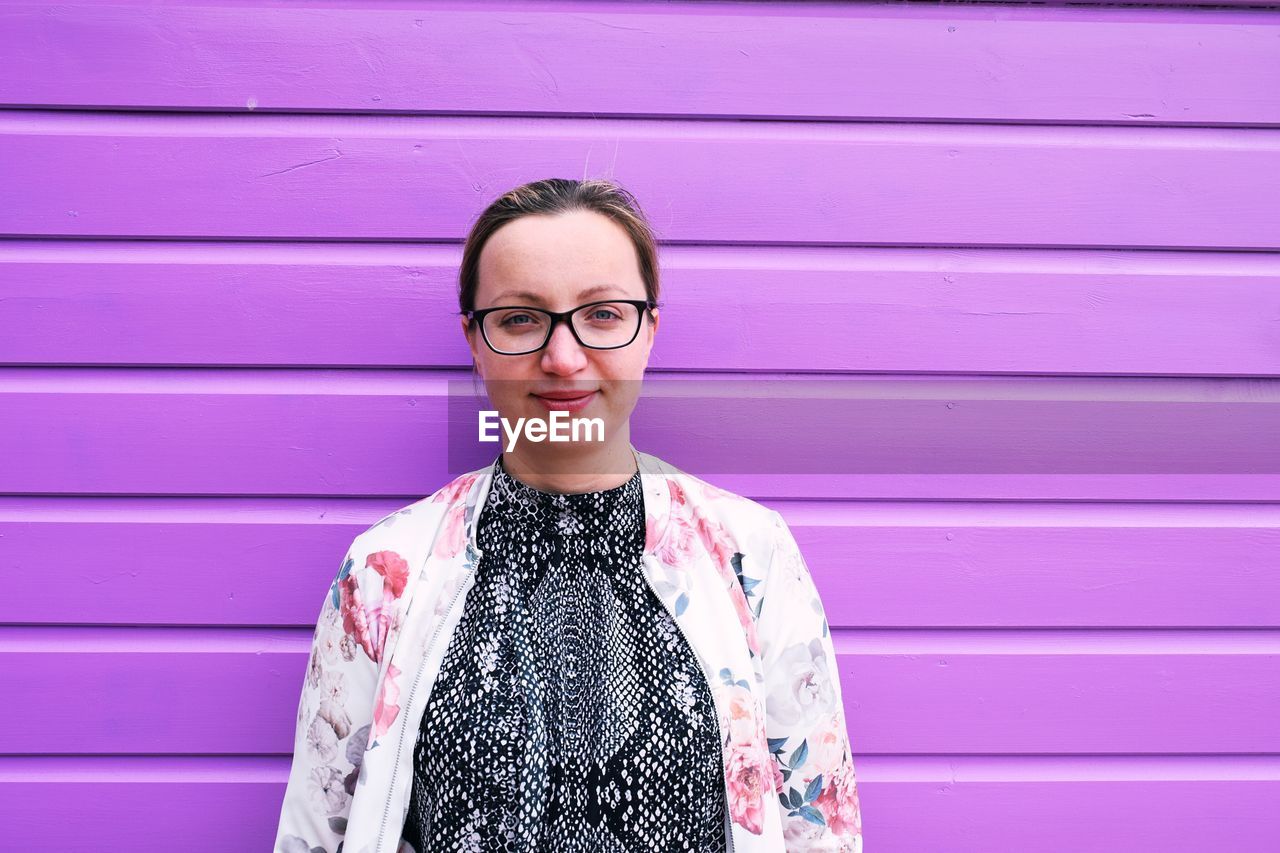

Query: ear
[461,316,484,378]
[641,309,659,361]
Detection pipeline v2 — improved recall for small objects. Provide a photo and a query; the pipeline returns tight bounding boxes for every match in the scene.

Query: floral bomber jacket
[274,445,865,853]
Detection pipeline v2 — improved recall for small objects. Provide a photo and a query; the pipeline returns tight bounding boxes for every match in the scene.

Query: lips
[533,391,596,401]
[531,389,598,412]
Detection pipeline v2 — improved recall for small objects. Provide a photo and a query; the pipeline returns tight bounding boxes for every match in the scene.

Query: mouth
[531,389,598,413]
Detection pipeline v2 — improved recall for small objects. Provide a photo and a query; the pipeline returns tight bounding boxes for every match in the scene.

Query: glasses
[462,298,659,355]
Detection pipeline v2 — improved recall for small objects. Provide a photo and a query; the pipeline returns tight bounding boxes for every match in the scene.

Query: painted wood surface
[2,1,1278,850]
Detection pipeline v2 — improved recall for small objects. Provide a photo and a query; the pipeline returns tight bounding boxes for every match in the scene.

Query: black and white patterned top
[400,453,728,852]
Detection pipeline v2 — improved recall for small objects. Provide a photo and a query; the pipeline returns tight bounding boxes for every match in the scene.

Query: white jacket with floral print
[275,445,864,853]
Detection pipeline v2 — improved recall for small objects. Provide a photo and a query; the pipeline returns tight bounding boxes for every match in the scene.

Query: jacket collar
[459,441,673,559]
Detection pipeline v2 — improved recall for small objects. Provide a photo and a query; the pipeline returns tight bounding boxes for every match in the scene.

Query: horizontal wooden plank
[2,2,1277,124]
[693,473,1280,503]
[2,372,1277,500]
[872,771,1279,852]
[796,510,1280,629]
[10,753,1280,845]
[4,499,1279,627]
[4,632,1277,753]
[3,115,1278,248]
[827,637,1280,755]
[4,243,1280,376]
[3,756,1278,851]
[0,500,380,626]
[4,639,303,754]
[3,764,287,851]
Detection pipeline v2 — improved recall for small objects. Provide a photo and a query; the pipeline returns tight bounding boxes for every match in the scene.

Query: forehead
[476,210,643,304]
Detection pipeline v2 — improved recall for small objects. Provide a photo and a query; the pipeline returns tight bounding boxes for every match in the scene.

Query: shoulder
[670,466,776,526]
[363,465,486,537]
[646,454,783,559]
[339,464,488,583]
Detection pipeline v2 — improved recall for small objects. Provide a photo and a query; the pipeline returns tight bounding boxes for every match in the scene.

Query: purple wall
[3,1,1279,850]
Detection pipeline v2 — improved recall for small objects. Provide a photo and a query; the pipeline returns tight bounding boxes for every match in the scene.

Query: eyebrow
[489,284,629,305]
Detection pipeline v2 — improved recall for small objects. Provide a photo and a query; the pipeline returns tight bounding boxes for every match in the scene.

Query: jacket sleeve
[274,541,380,853]
[757,509,865,852]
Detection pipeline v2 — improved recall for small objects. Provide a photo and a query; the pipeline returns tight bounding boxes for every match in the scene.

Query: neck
[500,432,638,494]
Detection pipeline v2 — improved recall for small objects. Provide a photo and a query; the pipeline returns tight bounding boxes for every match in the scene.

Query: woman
[275,178,864,853]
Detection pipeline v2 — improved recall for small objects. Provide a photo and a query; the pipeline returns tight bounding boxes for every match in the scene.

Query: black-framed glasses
[462,298,659,355]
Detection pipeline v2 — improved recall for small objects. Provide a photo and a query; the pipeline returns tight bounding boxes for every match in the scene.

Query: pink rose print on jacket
[668,483,726,562]
[429,471,480,507]
[371,661,402,739]
[814,759,863,838]
[428,471,481,559]
[644,513,660,553]
[805,712,849,779]
[654,480,700,564]
[771,758,786,794]
[726,741,769,834]
[432,503,467,559]
[663,478,762,654]
[719,680,772,835]
[338,550,410,665]
[688,512,737,581]
[366,550,409,597]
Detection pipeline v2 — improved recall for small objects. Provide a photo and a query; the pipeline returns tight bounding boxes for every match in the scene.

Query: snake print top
[400,452,728,852]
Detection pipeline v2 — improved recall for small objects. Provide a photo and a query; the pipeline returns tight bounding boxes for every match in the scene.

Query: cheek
[597,359,646,414]
[477,360,535,411]
[597,345,651,381]
[478,352,527,381]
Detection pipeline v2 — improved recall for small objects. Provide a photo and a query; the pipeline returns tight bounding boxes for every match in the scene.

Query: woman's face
[462,209,659,456]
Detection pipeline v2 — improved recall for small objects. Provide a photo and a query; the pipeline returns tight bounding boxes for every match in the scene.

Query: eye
[498,311,540,327]
[588,306,623,322]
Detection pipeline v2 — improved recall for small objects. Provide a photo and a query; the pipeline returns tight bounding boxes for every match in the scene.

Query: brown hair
[458,177,661,317]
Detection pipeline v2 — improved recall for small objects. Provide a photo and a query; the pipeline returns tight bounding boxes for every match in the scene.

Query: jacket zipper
[638,559,737,853]
[372,541,482,853]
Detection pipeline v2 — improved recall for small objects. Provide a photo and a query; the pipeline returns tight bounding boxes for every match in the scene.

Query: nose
[539,318,589,374]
